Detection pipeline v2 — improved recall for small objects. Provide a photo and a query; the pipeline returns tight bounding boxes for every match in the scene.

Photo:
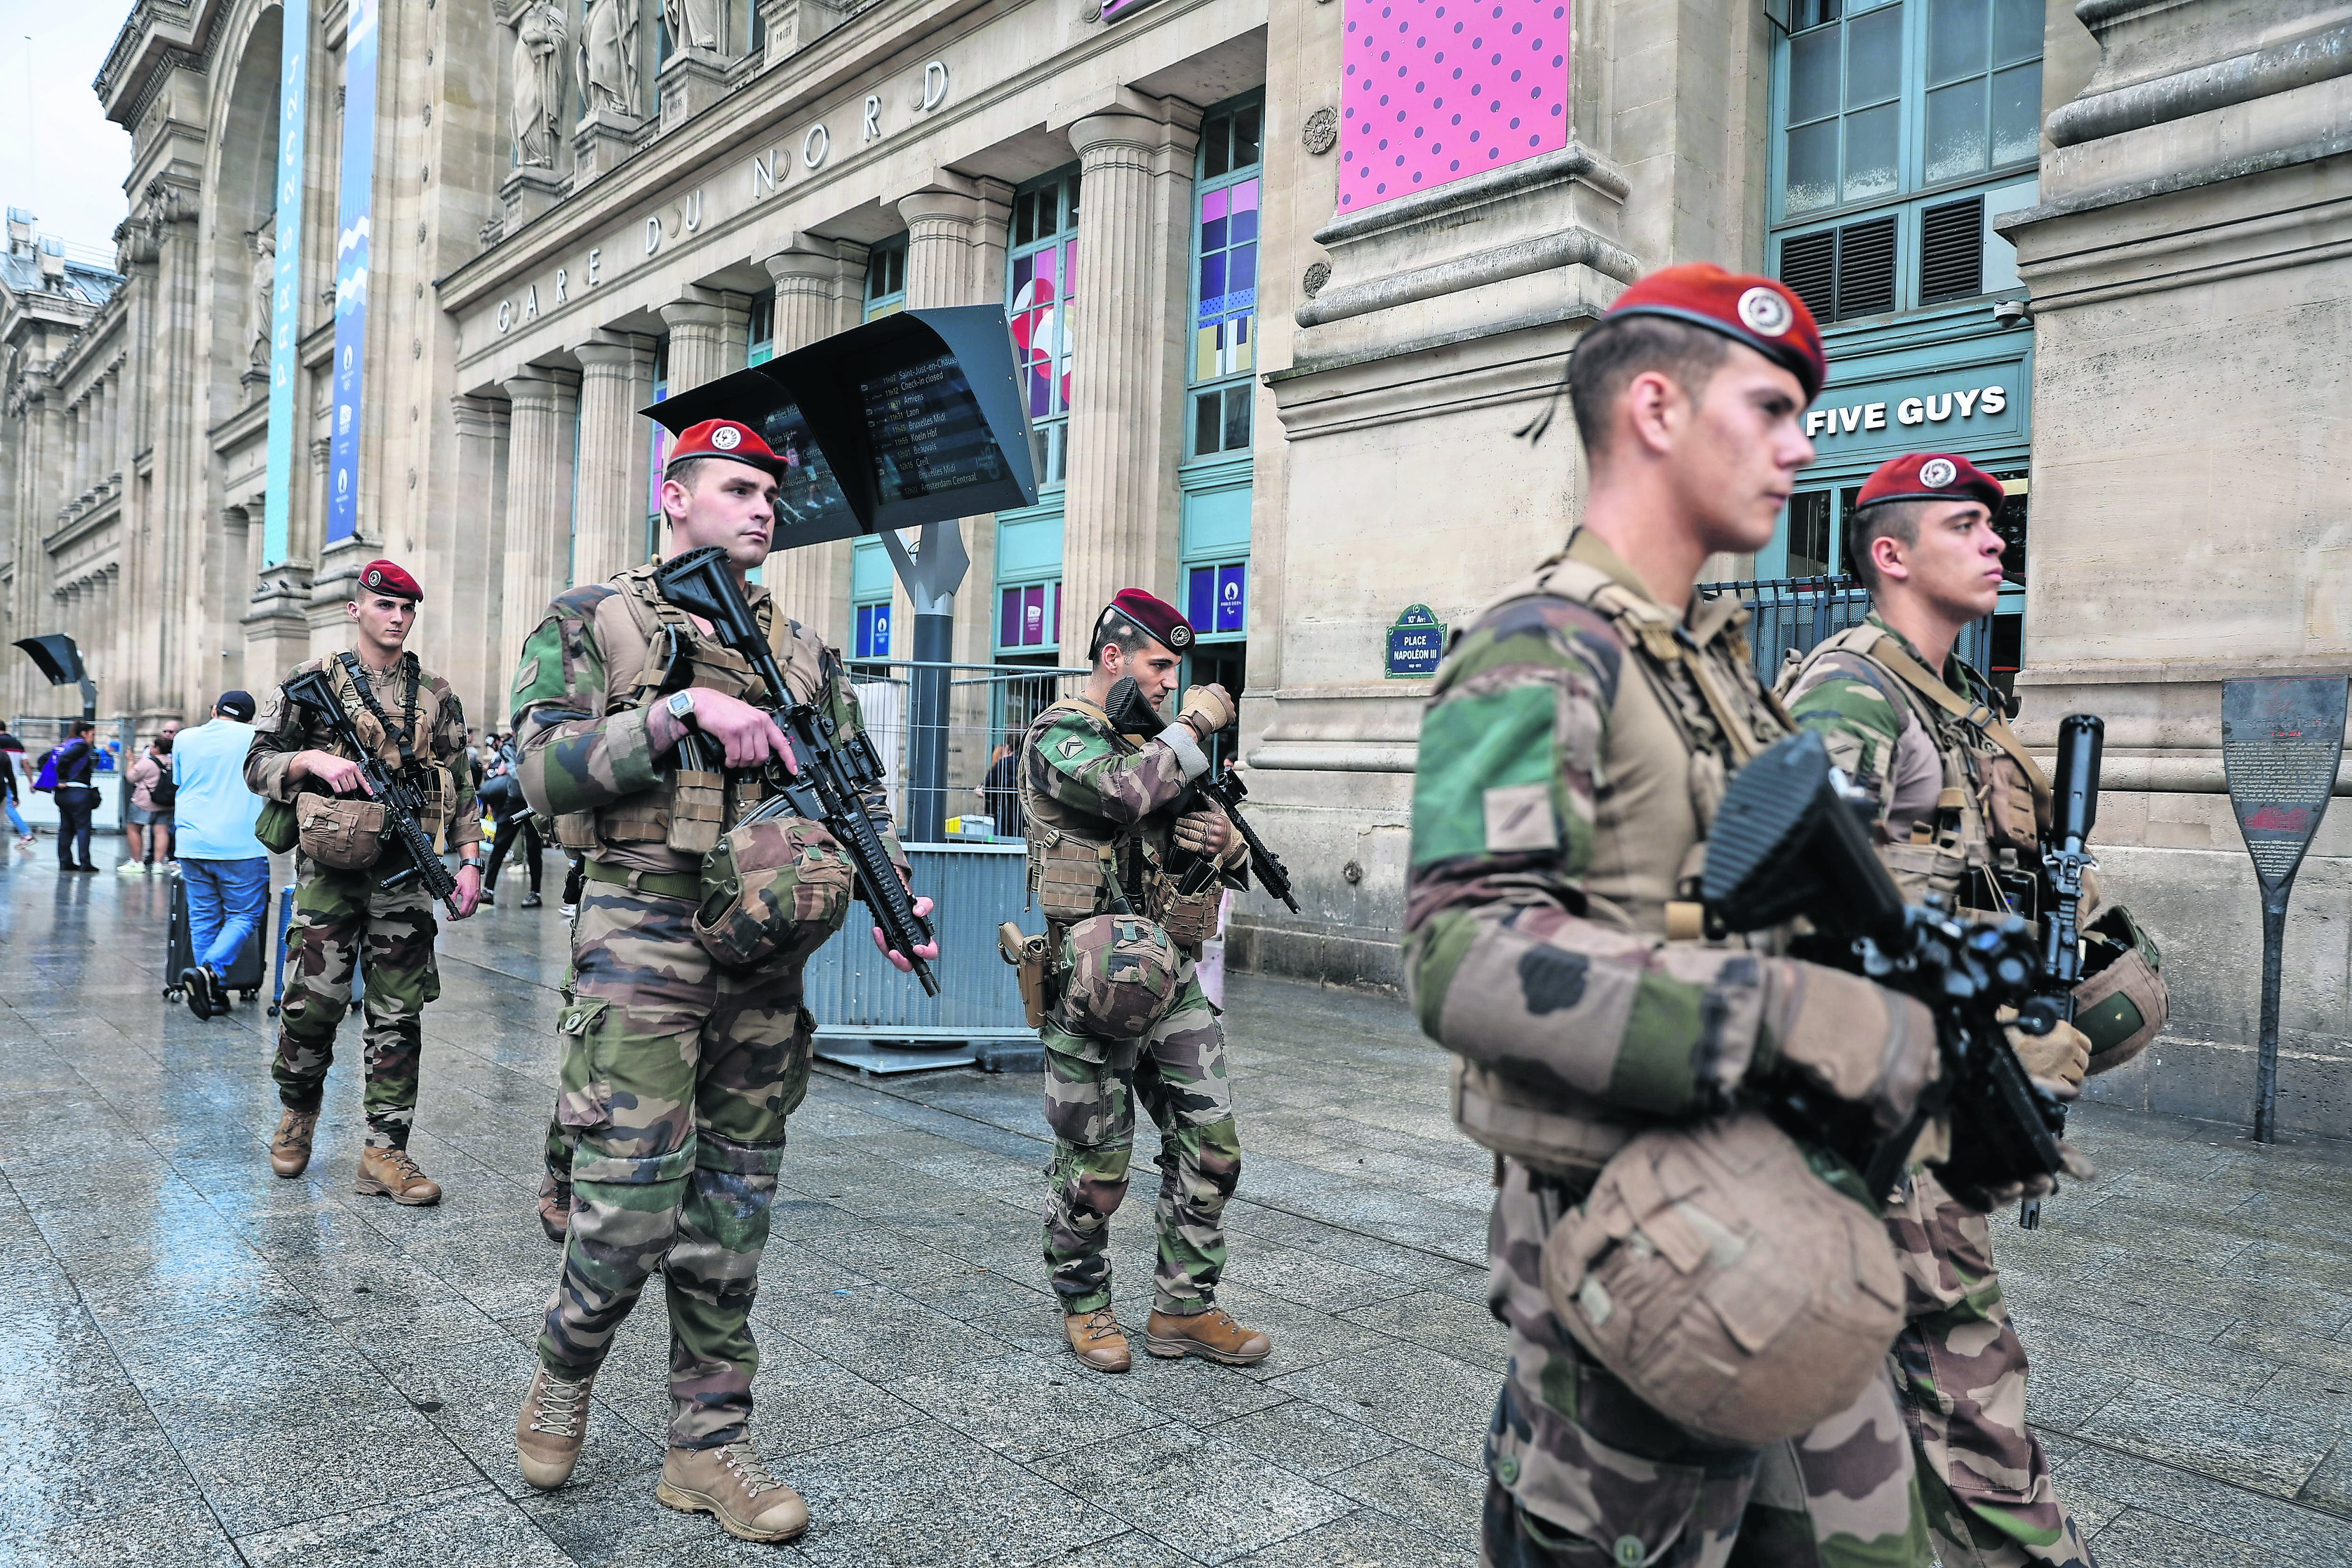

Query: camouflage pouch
[667,768,725,854]
[553,811,598,851]
[693,816,854,969]
[1977,750,2040,851]
[2074,904,2167,1075]
[255,797,301,855]
[1157,878,1224,950]
[296,795,387,870]
[1056,913,1181,1040]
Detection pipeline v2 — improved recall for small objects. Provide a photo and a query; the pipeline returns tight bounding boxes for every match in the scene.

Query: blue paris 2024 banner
[261,0,309,566]
[325,0,378,545]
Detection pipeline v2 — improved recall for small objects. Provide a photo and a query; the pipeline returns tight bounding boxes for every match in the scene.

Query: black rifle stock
[282,669,464,919]
[1103,677,1301,913]
[2015,713,2103,1228]
[1702,731,2071,1208]
[652,546,940,996]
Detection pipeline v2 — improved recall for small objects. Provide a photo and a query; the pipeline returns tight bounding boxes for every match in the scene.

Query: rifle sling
[1856,633,2050,822]
[335,650,422,777]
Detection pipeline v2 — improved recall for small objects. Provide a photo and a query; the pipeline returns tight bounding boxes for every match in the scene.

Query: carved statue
[249,222,277,371]
[580,0,642,116]
[662,0,721,53]
[509,0,567,167]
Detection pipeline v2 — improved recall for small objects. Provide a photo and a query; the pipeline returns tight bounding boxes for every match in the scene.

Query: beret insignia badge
[711,425,742,450]
[1168,624,1193,648]
[1737,286,1794,337]
[1920,458,1958,488]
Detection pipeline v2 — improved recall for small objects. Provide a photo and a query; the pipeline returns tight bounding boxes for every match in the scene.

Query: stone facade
[2,0,2344,1130]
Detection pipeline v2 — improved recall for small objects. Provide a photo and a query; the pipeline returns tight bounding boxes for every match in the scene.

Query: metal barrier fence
[844,659,1091,843]
[802,840,1043,1072]
[1696,577,1989,690]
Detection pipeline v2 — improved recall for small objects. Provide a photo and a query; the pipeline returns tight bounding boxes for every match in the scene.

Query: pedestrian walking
[50,721,101,872]
[1019,589,1271,1375]
[507,418,928,1545]
[123,733,176,871]
[480,734,544,907]
[0,719,32,846]
[174,692,272,1020]
[245,560,481,1202]
[1781,450,2167,1568]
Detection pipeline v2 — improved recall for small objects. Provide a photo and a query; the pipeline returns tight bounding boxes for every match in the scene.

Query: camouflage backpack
[693,816,855,968]
[1056,914,1181,1039]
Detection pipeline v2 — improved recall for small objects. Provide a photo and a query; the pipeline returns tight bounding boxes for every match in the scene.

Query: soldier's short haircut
[1089,610,1158,668]
[1846,500,1931,592]
[664,456,718,494]
[1567,316,1734,460]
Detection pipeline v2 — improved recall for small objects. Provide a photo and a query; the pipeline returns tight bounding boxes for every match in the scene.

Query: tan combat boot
[537,1175,572,1242]
[269,1109,318,1178]
[1063,1307,1133,1373]
[1144,1305,1271,1366]
[355,1145,444,1206]
[515,1364,595,1489]
[656,1441,811,1543]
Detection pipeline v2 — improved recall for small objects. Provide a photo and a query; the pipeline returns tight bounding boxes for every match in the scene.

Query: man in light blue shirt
[175,691,271,1019]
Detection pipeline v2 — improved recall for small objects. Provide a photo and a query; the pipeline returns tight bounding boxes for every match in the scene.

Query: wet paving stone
[6,857,2352,1562]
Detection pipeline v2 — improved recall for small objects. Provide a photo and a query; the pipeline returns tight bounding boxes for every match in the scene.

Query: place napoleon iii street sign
[2221,676,2349,1143]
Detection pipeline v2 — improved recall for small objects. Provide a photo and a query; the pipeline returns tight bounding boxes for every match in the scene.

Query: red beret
[1098,589,1195,653]
[1856,452,2006,515]
[356,559,423,601]
[1599,264,1827,402]
[666,418,788,478]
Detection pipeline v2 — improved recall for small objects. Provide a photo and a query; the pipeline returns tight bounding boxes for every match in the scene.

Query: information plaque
[1385,605,1446,679]
[644,305,1041,550]
[2221,675,2348,1142]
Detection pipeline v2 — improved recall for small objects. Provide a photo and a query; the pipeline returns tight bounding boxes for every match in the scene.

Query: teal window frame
[993,511,1065,656]
[1007,166,1081,492]
[1768,0,2043,318]
[864,235,908,321]
[1184,94,1264,465]
[850,537,893,664]
[747,288,776,365]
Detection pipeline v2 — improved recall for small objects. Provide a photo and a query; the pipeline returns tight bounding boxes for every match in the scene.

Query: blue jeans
[183,857,271,974]
[2,798,24,837]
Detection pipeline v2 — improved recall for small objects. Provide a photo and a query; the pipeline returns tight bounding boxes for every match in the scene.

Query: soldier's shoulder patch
[551,584,620,618]
[1056,736,1088,761]
[512,657,541,694]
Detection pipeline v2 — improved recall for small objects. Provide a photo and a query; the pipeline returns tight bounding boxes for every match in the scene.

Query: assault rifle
[1104,677,1301,913]
[282,667,464,920]
[1702,731,2071,1209]
[653,545,940,996]
[2016,713,2103,1228]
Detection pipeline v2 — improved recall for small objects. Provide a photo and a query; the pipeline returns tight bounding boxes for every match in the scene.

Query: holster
[999,920,1052,1030]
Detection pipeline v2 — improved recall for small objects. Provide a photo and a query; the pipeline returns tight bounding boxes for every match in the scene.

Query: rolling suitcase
[163,872,267,1006]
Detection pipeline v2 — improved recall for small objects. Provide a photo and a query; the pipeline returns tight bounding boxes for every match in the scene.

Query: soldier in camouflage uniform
[1784,451,2165,1568]
[1405,267,1960,1567]
[245,559,482,1204]
[1021,588,1271,1375]
[507,419,928,1546]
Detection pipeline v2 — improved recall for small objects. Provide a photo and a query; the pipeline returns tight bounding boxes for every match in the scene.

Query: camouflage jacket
[1020,699,1240,925]
[1403,528,1825,1174]
[245,652,481,849]
[509,560,903,878]
[1783,612,2029,908]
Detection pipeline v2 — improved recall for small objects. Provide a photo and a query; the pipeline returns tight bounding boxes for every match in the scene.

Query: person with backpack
[48,721,101,872]
[125,733,177,871]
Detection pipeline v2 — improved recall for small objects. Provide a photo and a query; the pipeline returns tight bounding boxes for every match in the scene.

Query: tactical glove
[2007,1017,2090,1098]
[1177,684,1237,740]
[1763,963,1942,1138]
[1173,808,1232,857]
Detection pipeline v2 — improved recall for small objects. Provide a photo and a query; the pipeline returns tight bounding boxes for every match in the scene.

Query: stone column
[446,395,512,726]
[500,367,582,662]
[762,239,856,637]
[1058,101,1200,652]
[572,335,657,585]
[659,294,748,395]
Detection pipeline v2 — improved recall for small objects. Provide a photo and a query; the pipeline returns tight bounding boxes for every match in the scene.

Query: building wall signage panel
[262,0,309,567]
[325,0,379,546]
[1802,351,2026,462]
[1385,604,1444,677]
[1338,0,1569,212]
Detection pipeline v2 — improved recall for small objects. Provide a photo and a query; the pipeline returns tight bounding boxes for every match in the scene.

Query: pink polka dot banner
[1339,0,1569,212]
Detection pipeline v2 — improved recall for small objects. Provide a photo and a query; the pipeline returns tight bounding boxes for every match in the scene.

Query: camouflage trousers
[1883,1168,2093,1568]
[535,882,815,1449]
[274,860,441,1150]
[1041,960,1240,1318]
[1482,1160,1930,1568]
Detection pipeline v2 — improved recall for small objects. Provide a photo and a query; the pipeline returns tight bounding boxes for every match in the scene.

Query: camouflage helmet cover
[694,816,855,968]
[1056,914,1182,1039]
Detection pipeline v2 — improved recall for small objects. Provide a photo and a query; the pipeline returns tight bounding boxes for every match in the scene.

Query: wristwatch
[665,691,698,731]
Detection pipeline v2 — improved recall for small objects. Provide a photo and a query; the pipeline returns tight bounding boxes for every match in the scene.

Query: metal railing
[801,841,1041,1051]
[1696,577,1990,690]
[844,658,1091,843]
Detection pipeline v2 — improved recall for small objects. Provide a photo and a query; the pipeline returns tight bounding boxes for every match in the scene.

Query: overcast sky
[3,4,136,261]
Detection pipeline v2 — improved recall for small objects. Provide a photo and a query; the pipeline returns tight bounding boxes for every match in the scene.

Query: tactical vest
[1018,699,1225,951]
[551,564,832,861]
[1451,545,1791,1178]
[1780,624,2050,910]
[318,653,454,849]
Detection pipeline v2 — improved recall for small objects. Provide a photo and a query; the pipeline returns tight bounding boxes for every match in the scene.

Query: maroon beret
[1856,452,2005,515]
[1600,263,1827,402]
[357,559,423,602]
[1098,589,1195,653]
[666,418,788,478]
